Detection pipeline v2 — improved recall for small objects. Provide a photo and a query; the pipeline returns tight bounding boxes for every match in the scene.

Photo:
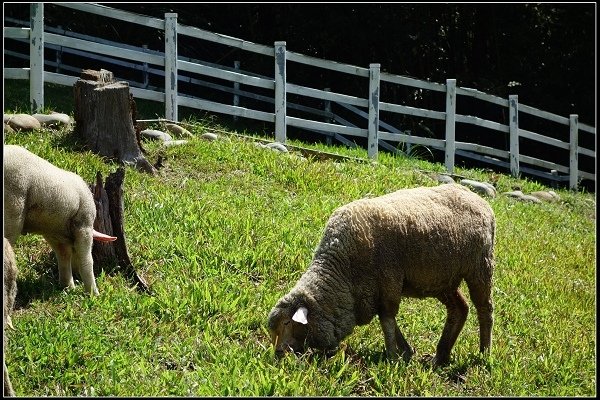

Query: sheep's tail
[92,229,118,242]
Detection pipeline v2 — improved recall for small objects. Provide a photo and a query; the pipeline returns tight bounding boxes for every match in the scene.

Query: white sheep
[4,238,18,396]
[268,184,495,366]
[3,145,117,295]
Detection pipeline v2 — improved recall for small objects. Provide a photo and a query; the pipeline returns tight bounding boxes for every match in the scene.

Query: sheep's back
[320,184,495,296]
[4,145,96,241]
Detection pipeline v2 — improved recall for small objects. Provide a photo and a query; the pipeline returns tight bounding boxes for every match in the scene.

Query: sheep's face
[268,304,341,357]
[268,307,309,356]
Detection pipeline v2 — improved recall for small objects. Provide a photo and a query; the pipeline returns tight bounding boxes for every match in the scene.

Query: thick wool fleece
[4,145,101,294]
[268,184,495,364]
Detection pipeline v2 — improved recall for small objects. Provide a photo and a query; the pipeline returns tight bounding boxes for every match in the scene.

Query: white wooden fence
[3,3,595,189]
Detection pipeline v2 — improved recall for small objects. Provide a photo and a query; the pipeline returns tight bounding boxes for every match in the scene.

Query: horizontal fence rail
[3,3,595,189]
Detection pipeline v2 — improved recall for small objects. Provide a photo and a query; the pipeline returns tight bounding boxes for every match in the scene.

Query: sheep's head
[268,306,310,356]
[267,300,340,357]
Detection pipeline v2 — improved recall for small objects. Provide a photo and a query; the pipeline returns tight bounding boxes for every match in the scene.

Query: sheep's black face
[268,309,309,357]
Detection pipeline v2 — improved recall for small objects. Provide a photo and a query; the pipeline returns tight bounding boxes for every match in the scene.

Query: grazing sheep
[268,184,495,367]
[3,145,117,295]
[4,238,18,397]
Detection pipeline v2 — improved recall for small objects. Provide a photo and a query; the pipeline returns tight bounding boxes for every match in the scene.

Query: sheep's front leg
[3,197,24,245]
[379,316,414,362]
[72,230,99,295]
[433,289,469,367]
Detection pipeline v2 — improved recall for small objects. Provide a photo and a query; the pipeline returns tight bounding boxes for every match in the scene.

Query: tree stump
[74,69,155,174]
[91,167,150,293]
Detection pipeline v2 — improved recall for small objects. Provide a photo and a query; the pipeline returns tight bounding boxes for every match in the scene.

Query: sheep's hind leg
[72,230,99,295]
[379,316,414,362]
[394,322,414,362]
[432,289,469,367]
[46,239,75,289]
[465,273,493,355]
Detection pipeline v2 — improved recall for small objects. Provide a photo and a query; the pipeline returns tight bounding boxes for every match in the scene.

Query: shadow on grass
[437,352,491,384]
[295,344,492,386]
[48,129,89,153]
[13,250,129,309]
[14,250,146,312]
[14,252,65,309]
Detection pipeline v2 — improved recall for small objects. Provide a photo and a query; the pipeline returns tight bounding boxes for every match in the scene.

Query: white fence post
[444,78,457,173]
[274,41,287,143]
[368,63,380,160]
[569,114,579,190]
[233,60,240,121]
[164,13,178,121]
[30,3,44,112]
[509,95,520,178]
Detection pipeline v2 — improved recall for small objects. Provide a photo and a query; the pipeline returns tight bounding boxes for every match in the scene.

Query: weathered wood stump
[74,69,155,174]
[90,168,150,293]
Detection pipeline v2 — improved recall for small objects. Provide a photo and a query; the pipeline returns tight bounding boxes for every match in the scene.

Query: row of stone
[4,114,561,205]
[4,112,73,132]
[139,123,218,147]
[434,173,560,203]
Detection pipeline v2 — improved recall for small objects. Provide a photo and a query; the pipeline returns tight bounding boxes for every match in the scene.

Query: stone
[165,123,193,138]
[460,179,496,198]
[141,129,172,141]
[4,113,42,132]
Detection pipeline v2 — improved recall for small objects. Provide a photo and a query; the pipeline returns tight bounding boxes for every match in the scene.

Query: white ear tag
[292,306,308,325]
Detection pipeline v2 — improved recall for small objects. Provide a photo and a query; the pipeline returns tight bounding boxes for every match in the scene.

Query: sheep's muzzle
[269,318,308,356]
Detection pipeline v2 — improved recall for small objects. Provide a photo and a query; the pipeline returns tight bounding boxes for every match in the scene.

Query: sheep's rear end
[3,145,116,295]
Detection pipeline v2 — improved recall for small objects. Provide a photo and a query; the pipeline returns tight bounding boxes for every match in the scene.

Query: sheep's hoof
[60,280,76,290]
[424,353,449,368]
[402,350,415,363]
[386,347,413,363]
[401,348,414,363]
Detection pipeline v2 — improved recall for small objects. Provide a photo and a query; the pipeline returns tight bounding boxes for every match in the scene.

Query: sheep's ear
[292,306,308,325]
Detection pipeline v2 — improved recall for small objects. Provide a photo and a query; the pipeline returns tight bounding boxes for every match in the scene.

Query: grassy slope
[3,81,596,396]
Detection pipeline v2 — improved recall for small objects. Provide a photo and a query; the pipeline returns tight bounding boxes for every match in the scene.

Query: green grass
[3,80,597,396]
